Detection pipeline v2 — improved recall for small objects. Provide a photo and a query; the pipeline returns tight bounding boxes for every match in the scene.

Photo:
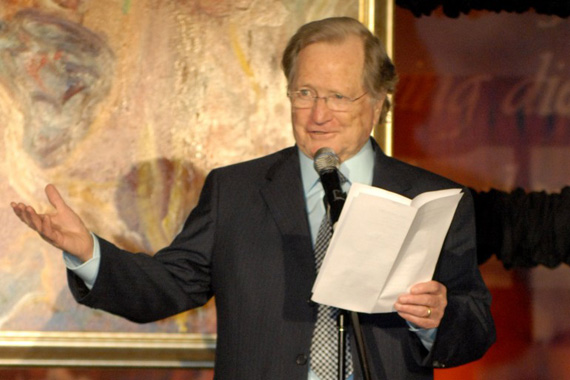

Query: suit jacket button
[307,299,316,306]
[433,360,445,368]
[296,354,308,366]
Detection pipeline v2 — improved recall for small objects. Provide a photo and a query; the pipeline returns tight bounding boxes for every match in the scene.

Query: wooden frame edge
[0,331,216,368]
[361,0,395,156]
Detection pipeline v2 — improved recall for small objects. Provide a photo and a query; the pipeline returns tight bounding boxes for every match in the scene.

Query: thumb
[45,184,67,211]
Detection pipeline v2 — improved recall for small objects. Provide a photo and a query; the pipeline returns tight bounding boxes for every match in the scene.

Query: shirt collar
[299,139,375,196]
[341,139,375,187]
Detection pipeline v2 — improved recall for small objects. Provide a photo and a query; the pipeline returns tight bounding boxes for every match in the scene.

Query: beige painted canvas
[0,0,359,335]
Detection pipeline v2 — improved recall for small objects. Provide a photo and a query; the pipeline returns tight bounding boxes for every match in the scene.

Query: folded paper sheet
[311,183,463,313]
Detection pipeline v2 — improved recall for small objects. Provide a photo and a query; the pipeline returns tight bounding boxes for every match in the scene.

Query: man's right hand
[11,184,94,263]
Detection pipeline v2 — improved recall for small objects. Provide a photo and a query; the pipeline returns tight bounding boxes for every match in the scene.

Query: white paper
[311,183,463,313]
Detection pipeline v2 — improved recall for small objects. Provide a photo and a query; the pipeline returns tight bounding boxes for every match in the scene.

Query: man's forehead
[301,34,364,54]
[295,37,365,88]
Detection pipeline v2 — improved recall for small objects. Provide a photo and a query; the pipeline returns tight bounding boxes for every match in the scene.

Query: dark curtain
[471,187,570,269]
[396,0,570,18]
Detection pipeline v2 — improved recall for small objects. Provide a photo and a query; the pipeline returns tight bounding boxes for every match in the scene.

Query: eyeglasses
[287,88,368,112]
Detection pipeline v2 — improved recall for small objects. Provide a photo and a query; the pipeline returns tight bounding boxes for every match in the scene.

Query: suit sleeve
[425,188,496,368]
[67,171,219,323]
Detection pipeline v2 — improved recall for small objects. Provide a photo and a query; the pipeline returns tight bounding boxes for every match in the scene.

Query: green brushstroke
[123,0,132,14]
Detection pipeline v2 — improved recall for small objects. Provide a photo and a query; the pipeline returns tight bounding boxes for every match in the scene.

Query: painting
[0,0,370,369]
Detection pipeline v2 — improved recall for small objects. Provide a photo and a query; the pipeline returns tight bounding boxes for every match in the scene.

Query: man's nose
[311,97,333,123]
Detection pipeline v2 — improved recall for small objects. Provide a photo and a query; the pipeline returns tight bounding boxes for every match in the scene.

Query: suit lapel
[260,148,316,321]
[371,139,413,197]
[260,148,311,242]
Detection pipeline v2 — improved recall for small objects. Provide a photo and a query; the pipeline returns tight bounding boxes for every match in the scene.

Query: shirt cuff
[62,232,101,290]
[407,322,437,351]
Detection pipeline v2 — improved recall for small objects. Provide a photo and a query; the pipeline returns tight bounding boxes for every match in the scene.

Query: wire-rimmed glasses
[287,88,367,111]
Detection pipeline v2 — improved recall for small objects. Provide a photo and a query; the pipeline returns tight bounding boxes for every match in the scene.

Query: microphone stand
[337,309,348,380]
[328,213,372,380]
[350,311,372,380]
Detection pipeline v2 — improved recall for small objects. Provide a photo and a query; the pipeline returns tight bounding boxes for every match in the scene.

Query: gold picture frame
[0,0,393,369]
[0,331,216,368]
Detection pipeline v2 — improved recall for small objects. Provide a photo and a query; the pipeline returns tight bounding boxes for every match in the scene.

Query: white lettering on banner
[502,52,570,117]
[397,52,570,129]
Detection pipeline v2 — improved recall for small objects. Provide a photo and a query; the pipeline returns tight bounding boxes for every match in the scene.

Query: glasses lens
[289,90,361,111]
[292,91,313,108]
[327,97,344,111]
[329,96,354,111]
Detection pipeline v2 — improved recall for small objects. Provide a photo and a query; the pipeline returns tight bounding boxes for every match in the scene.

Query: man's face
[290,35,384,162]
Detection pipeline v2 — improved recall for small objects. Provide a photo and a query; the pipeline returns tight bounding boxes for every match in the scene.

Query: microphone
[313,147,346,227]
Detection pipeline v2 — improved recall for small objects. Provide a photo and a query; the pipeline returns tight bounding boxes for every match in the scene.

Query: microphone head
[313,147,340,174]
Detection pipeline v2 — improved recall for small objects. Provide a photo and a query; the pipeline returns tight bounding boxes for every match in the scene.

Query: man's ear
[373,91,387,123]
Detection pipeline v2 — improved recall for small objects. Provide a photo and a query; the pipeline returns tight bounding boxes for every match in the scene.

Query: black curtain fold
[471,187,570,269]
[396,0,570,18]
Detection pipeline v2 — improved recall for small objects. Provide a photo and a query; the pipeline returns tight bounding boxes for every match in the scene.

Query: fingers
[395,302,434,319]
[11,202,52,239]
[10,185,62,238]
[45,184,66,211]
[394,299,432,316]
[397,282,446,308]
[11,184,63,226]
[11,202,39,229]
[409,281,445,295]
[394,301,442,329]
[27,205,46,231]
[394,281,448,329]
[10,202,24,220]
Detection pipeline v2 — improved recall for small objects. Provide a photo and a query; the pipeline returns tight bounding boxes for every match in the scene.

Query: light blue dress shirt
[63,232,99,289]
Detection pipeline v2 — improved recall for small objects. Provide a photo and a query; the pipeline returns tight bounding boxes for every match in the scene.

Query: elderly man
[12,17,495,380]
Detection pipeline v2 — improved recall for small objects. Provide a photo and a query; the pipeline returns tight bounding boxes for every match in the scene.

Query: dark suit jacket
[68,139,495,379]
